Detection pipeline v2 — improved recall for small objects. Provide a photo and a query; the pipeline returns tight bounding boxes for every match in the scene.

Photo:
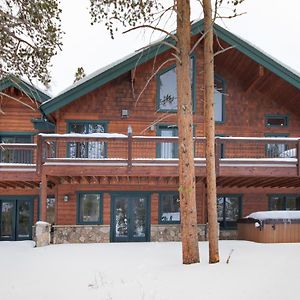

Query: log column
[39,173,47,221]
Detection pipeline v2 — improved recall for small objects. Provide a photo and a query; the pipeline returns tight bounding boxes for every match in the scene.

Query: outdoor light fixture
[63,195,69,202]
[121,109,129,118]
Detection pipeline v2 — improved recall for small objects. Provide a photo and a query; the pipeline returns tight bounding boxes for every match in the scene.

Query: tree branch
[135,58,176,107]
[123,25,178,42]
[0,92,36,111]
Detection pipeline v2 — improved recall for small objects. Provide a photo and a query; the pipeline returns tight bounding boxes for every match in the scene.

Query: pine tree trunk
[176,0,200,264]
[203,0,220,264]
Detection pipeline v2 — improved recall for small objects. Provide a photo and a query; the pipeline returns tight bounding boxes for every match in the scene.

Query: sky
[48,0,300,96]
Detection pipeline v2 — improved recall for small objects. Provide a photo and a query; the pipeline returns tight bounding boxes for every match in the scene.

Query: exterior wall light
[63,195,69,202]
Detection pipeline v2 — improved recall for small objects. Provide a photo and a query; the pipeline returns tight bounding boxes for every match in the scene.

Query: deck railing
[2,134,300,173]
[0,143,36,165]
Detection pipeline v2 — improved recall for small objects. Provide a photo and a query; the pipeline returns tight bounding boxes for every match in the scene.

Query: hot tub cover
[246,210,300,221]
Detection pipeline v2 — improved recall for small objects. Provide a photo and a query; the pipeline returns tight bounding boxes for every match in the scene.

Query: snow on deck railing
[39,133,127,138]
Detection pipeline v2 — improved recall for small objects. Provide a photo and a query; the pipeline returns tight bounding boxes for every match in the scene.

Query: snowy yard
[1,241,299,300]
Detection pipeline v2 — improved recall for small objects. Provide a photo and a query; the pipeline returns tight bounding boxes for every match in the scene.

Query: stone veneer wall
[219,229,238,240]
[52,225,110,244]
[151,224,208,242]
[49,224,236,244]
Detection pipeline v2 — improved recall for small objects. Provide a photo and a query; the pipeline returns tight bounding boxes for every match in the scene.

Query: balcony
[1,133,300,188]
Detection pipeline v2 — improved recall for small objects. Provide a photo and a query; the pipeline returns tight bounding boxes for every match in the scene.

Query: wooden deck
[1,134,300,189]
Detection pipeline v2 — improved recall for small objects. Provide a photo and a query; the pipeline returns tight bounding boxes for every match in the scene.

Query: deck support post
[127,125,132,168]
[297,139,300,176]
[39,173,47,221]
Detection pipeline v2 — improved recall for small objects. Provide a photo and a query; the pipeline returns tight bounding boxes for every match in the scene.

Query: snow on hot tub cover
[246,210,300,221]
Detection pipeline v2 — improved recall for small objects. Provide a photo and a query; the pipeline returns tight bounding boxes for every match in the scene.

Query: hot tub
[237,211,300,243]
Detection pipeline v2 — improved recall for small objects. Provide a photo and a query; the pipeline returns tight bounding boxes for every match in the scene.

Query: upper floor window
[217,195,242,229]
[157,58,195,112]
[68,121,107,158]
[156,125,178,158]
[265,115,288,127]
[0,134,33,164]
[269,195,300,211]
[214,76,225,123]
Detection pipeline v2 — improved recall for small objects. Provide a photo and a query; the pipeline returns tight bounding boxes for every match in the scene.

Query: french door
[0,198,33,241]
[111,193,150,242]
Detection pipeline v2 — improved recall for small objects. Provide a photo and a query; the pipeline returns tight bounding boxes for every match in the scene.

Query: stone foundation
[49,224,236,244]
[219,229,238,240]
[151,224,208,242]
[52,225,110,244]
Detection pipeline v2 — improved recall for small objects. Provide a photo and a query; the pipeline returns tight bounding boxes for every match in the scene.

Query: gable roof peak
[41,18,300,115]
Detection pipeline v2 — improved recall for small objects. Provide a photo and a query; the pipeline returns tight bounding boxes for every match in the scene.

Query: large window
[0,134,33,163]
[159,192,180,224]
[157,125,178,158]
[265,134,288,158]
[77,192,103,224]
[214,76,225,123]
[68,121,106,158]
[157,58,195,112]
[217,195,241,229]
[269,195,300,211]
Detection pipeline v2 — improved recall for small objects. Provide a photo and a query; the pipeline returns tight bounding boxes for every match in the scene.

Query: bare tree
[89,0,245,264]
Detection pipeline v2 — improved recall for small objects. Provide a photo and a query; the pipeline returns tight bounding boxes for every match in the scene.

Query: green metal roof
[41,19,300,115]
[0,75,50,103]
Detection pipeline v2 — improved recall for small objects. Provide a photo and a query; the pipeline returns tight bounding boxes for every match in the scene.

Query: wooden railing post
[36,134,43,175]
[297,139,300,176]
[127,125,132,167]
[215,137,221,176]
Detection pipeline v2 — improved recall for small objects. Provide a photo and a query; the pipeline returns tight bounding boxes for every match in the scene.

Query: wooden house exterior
[1,20,300,243]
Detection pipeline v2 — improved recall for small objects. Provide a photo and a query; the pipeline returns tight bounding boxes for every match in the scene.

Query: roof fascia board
[0,77,50,103]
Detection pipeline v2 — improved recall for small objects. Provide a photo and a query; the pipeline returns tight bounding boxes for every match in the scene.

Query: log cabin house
[1,20,300,243]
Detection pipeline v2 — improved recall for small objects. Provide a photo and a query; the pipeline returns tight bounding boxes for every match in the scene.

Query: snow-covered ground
[1,240,299,300]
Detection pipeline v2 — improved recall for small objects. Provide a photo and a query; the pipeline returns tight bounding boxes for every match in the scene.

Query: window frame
[268,194,300,211]
[158,192,180,224]
[76,191,103,225]
[217,194,242,230]
[156,55,196,113]
[264,133,289,158]
[66,120,108,158]
[156,124,179,158]
[214,75,226,124]
[265,114,289,128]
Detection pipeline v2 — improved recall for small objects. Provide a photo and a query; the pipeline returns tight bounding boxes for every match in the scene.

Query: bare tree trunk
[203,0,220,264]
[177,0,200,264]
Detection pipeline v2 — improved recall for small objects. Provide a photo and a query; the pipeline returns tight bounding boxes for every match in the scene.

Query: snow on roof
[247,210,300,220]
[39,133,127,138]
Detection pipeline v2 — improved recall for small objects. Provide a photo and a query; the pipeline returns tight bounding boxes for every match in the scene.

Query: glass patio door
[0,201,15,240]
[0,199,33,241]
[112,193,149,242]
